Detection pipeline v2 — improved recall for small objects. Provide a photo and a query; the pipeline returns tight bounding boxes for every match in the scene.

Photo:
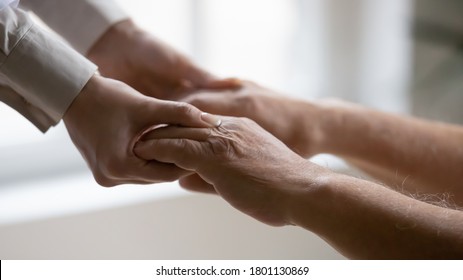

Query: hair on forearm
[408,191,462,210]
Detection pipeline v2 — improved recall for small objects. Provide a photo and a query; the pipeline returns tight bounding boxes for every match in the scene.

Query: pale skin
[133,82,463,259]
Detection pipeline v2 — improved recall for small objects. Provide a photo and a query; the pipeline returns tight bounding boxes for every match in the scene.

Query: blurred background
[0,0,462,259]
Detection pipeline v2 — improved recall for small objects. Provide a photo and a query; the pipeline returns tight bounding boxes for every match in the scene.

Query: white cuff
[0,7,97,131]
[19,0,130,54]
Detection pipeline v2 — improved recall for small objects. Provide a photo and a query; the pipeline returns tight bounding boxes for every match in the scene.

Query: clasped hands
[63,20,328,226]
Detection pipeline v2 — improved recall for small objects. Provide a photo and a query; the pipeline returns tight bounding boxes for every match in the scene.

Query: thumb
[145,100,222,128]
[201,78,243,90]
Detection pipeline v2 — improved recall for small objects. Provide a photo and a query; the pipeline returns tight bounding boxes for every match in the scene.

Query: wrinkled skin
[182,80,326,158]
[135,117,329,226]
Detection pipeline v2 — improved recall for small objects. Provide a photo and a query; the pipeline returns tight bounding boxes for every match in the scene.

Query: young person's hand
[88,20,240,101]
[63,74,221,186]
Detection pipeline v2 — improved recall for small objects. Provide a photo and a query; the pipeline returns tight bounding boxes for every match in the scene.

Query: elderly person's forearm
[313,100,463,205]
[289,169,463,259]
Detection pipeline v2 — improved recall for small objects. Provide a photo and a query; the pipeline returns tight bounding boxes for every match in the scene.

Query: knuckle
[175,142,191,164]
[175,102,196,117]
[211,138,229,155]
[105,161,124,178]
[93,172,115,187]
[209,129,238,158]
[93,158,126,187]
[188,97,208,110]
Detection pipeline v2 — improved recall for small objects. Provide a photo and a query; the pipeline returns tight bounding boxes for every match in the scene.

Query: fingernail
[223,78,243,89]
[201,112,222,127]
[226,77,242,84]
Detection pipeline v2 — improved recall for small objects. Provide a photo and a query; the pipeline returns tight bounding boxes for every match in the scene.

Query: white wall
[0,194,344,259]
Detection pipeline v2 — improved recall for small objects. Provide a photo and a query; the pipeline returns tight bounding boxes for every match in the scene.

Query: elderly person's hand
[134,116,463,259]
[134,116,331,226]
[87,20,240,100]
[181,80,327,158]
[63,74,221,187]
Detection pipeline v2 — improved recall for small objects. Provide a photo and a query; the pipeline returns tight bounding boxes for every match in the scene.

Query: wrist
[314,99,367,157]
[284,164,340,230]
[295,100,333,156]
[63,74,104,124]
[310,99,354,155]
[279,160,335,226]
